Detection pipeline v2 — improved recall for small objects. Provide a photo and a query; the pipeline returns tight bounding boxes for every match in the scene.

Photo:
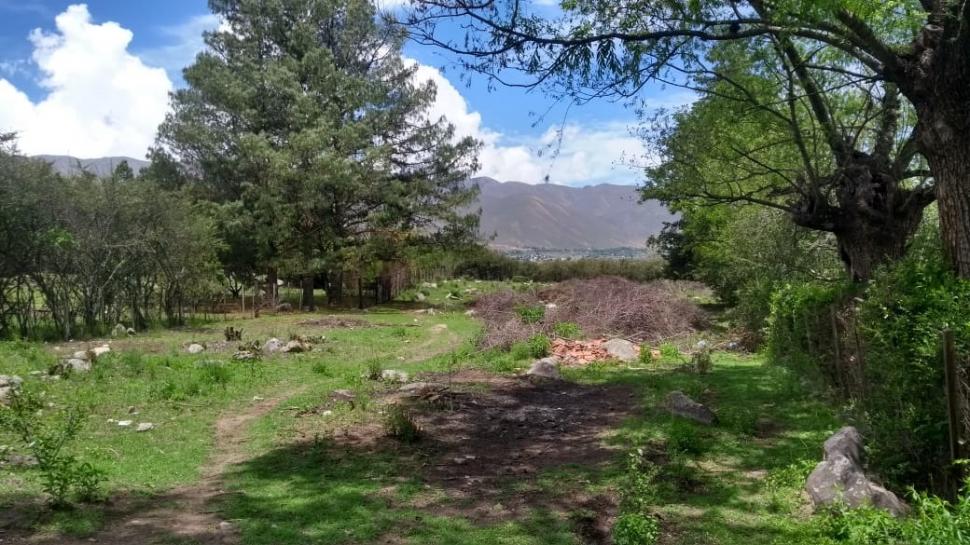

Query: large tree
[644,39,933,281]
[408,0,970,276]
[156,0,480,309]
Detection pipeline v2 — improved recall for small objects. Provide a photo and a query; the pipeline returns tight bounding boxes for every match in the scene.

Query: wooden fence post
[942,329,963,464]
[830,306,845,398]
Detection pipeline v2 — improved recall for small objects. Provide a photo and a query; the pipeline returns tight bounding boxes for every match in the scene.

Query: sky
[0,1,695,186]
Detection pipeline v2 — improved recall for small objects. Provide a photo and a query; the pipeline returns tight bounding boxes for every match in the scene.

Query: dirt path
[19,390,304,545]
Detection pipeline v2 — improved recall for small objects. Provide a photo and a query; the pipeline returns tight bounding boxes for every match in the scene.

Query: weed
[365,359,383,381]
[383,404,421,443]
[763,460,816,513]
[666,420,710,457]
[527,334,551,358]
[391,327,409,338]
[620,448,661,512]
[659,342,680,361]
[553,321,582,339]
[0,387,105,507]
[198,360,232,389]
[612,513,660,545]
[516,304,546,324]
[311,361,332,376]
[509,341,533,361]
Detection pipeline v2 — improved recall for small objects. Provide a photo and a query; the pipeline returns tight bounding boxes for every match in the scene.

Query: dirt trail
[18,390,303,545]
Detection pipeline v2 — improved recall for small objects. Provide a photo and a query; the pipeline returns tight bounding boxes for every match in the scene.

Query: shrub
[509,342,533,361]
[527,334,551,358]
[552,321,582,339]
[611,513,660,545]
[0,387,104,506]
[384,404,421,443]
[658,343,680,361]
[366,359,383,381]
[666,420,709,457]
[516,304,546,324]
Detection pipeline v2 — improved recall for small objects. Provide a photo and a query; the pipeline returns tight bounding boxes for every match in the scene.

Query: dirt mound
[475,277,706,349]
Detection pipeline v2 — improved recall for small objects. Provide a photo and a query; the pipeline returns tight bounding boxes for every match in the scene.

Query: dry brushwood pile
[474,277,707,350]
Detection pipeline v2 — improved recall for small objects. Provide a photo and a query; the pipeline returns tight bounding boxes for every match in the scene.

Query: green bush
[666,419,710,457]
[383,404,421,443]
[527,334,551,358]
[552,321,582,339]
[509,342,533,361]
[612,513,660,545]
[516,305,546,324]
[0,387,105,506]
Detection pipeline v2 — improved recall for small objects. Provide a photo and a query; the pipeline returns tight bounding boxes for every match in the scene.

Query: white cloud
[140,14,220,83]
[410,60,653,186]
[0,4,173,158]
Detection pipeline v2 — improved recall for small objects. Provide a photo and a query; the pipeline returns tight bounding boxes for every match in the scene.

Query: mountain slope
[36,156,672,250]
[474,177,673,250]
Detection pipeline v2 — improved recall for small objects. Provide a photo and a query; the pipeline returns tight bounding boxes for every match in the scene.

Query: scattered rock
[398,382,447,398]
[72,350,90,360]
[135,422,155,432]
[111,323,128,338]
[64,358,92,373]
[603,338,639,362]
[281,340,309,353]
[526,357,562,380]
[233,351,257,361]
[117,420,133,427]
[330,389,356,404]
[90,344,111,359]
[415,292,427,302]
[264,338,284,353]
[275,302,293,312]
[186,343,205,354]
[664,391,718,425]
[0,375,23,404]
[381,369,410,383]
[806,426,909,517]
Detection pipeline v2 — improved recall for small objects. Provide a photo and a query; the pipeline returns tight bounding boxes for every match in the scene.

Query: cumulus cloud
[411,60,654,186]
[0,4,173,158]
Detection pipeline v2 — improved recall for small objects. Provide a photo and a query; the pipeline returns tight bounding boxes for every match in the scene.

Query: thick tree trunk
[924,141,970,278]
[302,274,315,312]
[835,217,922,282]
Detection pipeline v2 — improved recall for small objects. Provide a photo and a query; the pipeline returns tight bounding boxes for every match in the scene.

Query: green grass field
[0,287,846,545]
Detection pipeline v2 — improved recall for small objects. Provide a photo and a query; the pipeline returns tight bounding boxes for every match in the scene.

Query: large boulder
[526,356,562,380]
[604,338,639,362]
[0,375,22,404]
[186,343,205,354]
[664,391,717,425]
[90,344,111,359]
[64,358,92,373]
[805,426,909,517]
[264,338,284,353]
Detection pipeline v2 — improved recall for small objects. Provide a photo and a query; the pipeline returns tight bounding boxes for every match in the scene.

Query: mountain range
[36,156,673,251]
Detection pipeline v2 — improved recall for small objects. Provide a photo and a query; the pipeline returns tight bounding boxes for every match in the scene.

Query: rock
[264,338,284,353]
[281,340,309,353]
[381,369,410,383]
[526,357,562,380]
[90,344,111,359]
[275,302,293,312]
[422,282,438,289]
[111,323,127,338]
[117,420,133,427]
[664,391,718,425]
[604,338,639,362]
[135,423,155,432]
[65,358,92,372]
[218,521,234,532]
[545,303,558,310]
[186,343,205,354]
[0,375,23,404]
[415,292,427,302]
[127,327,136,336]
[695,340,710,351]
[805,426,909,517]
[321,410,334,417]
[330,389,356,403]
[398,382,445,398]
[233,351,257,361]
[72,350,90,360]
[464,309,477,316]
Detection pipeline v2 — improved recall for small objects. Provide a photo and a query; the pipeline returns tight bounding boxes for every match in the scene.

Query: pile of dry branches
[474,277,707,350]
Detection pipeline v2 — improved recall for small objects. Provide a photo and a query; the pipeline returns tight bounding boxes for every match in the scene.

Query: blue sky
[0,1,694,186]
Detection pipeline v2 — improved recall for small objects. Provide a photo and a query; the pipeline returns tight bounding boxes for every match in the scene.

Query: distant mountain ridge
[36,156,673,251]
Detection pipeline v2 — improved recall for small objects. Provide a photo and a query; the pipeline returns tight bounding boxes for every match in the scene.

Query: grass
[2,295,848,544]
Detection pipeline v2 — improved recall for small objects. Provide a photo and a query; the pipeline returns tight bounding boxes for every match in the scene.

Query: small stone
[381,369,410,383]
[281,340,309,353]
[218,521,234,532]
[233,351,257,361]
[526,357,561,380]
[330,389,356,403]
[117,420,133,427]
[464,309,478,316]
[603,338,639,362]
[264,338,284,353]
[252,396,265,402]
[90,344,111,359]
[186,343,205,354]
[135,423,155,432]
[664,391,718,425]
[322,410,334,417]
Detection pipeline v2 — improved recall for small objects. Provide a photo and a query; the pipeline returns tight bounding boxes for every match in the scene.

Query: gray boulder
[64,358,92,373]
[526,357,562,380]
[604,338,639,362]
[282,340,309,353]
[805,426,909,517]
[186,343,205,354]
[0,375,23,404]
[264,338,284,353]
[399,382,444,398]
[381,369,410,383]
[664,391,717,425]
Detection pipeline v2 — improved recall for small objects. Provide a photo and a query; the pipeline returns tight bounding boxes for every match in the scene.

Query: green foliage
[365,359,384,381]
[452,245,664,283]
[658,343,680,361]
[619,448,661,513]
[611,513,660,545]
[666,420,710,457]
[508,341,533,361]
[552,321,582,339]
[516,305,545,324]
[526,334,552,358]
[763,461,817,513]
[383,404,421,443]
[0,387,104,506]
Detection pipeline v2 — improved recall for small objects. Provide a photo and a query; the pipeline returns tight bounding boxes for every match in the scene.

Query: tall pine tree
[155,0,480,308]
